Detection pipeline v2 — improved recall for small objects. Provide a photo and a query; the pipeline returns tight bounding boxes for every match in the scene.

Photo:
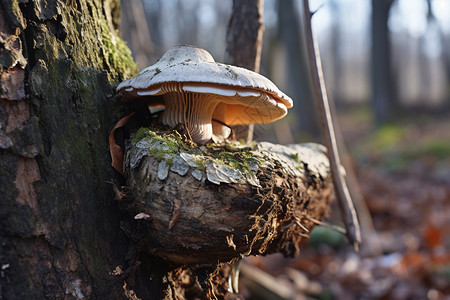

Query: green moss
[132,127,196,163]
[100,20,137,81]
[372,124,405,149]
[205,146,261,176]
[193,158,206,170]
[132,128,262,176]
[215,152,239,168]
[165,158,174,166]
[114,37,137,78]
[133,127,151,143]
[147,147,167,161]
[291,153,299,162]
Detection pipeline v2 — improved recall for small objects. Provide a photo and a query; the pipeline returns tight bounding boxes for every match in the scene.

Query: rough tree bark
[1,1,334,299]
[0,0,137,299]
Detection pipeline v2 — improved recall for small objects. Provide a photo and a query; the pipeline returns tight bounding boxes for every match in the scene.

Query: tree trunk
[225,0,264,142]
[120,0,154,70]
[371,0,394,125]
[0,0,137,299]
[278,0,321,139]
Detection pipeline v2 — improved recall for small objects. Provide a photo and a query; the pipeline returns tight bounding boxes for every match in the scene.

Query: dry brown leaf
[424,224,443,251]
[392,252,427,276]
[109,113,135,176]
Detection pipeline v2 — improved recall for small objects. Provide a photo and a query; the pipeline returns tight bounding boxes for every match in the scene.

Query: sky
[309,0,449,36]
[135,0,449,105]
[307,0,449,60]
[142,0,449,56]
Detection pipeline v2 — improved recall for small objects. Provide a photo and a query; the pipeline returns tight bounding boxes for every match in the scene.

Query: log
[115,126,333,297]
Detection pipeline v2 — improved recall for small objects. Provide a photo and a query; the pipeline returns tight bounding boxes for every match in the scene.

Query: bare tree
[371,0,395,125]
[121,0,154,69]
[225,0,264,141]
[277,0,321,139]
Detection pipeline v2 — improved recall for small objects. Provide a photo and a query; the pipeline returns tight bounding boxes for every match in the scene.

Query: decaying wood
[116,127,333,298]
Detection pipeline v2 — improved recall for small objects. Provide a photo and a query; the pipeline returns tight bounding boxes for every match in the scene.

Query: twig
[305,217,347,235]
[293,216,310,232]
[302,0,361,250]
[239,261,292,300]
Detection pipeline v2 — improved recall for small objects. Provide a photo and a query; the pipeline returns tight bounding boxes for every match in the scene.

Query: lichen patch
[128,128,263,186]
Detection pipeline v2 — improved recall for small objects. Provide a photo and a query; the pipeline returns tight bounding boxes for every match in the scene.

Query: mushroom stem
[160,92,219,144]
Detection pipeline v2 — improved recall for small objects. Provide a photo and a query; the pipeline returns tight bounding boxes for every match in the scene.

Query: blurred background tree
[121,0,449,143]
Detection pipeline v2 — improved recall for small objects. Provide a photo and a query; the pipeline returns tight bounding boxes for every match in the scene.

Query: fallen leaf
[109,113,135,176]
[392,252,427,276]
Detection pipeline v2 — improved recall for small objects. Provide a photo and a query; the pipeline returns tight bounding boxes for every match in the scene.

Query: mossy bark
[0,0,138,299]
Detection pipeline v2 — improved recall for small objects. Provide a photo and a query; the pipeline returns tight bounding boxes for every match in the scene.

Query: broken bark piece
[120,128,333,266]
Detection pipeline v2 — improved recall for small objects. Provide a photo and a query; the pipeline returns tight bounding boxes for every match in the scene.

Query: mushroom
[117,45,293,144]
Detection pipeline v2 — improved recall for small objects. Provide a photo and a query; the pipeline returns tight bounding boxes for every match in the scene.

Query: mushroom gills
[160,91,219,145]
[138,82,288,144]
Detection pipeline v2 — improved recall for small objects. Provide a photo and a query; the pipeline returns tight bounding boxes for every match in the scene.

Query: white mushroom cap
[117,45,293,144]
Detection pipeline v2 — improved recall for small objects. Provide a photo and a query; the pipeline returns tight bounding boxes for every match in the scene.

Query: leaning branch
[302,0,361,249]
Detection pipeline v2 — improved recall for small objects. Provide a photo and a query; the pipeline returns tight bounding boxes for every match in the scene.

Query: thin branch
[311,3,325,17]
[302,0,361,250]
[305,217,347,235]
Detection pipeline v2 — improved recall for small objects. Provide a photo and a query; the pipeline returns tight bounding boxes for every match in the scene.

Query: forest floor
[238,110,450,300]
